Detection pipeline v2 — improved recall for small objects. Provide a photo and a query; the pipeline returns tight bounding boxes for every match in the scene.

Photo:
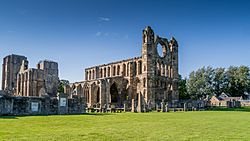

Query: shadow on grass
[0,112,114,119]
[0,116,18,119]
[81,113,114,116]
[208,107,250,112]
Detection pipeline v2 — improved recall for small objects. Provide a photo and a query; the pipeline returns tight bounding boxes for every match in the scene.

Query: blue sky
[1,0,250,87]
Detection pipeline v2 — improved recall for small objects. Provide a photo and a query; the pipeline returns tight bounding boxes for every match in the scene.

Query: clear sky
[1,0,250,88]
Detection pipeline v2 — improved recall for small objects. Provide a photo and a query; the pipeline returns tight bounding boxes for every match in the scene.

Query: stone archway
[110,83,119,104]
[96,87,100,103]
[155,37,168,58]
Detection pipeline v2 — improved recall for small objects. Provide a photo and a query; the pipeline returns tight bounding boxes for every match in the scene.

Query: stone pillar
[124,103,126,112]
[161,101,166,112]
[19,74,23,96]
[136,62,139,75]
[106,83,110,106]
[100,82,106,109]
[165,102,169,112]
[184,103,187,111]
[138,93,142,112]
[131,99,135,112]
[23,78,27,96]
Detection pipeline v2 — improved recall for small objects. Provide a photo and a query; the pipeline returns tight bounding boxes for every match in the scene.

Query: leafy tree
[225,66,250,97]
[187,66,214,99]
[178,75,189,100]
[212,68,226,96]
[186,65,250,99]
[58,79,70,93]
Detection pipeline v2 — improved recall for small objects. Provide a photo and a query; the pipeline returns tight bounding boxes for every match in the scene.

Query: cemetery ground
[1,108,250,141]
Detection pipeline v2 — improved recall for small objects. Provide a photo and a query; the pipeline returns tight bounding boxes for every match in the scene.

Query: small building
[210,93,242,107]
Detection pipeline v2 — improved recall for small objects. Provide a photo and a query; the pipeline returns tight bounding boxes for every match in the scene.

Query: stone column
[124,103,126,112]
[138,93,142,112]
[161,101,165,112]
[184,103,187,112]
[165,102,169,112]
[23,77,27,96]
[16,74,20,95]
[136,62,139,75]
[131,99,135,112]
[100,82,105,109]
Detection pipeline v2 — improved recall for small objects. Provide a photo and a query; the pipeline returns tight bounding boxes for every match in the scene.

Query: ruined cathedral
[65,26,179,112]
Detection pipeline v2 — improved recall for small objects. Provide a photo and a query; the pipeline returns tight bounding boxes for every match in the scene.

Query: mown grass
[208,106,250,112]
[0,111,250,141]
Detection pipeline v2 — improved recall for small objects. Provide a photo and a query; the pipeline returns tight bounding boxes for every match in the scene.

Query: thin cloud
[104,33,109,36]
[17,9,28,15]
[7,30,15,33]
[98,17,110,22]
[124,35,129,39]
[96,32,102,36]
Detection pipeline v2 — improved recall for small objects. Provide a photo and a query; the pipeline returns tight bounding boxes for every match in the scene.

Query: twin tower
[1,55,59,97]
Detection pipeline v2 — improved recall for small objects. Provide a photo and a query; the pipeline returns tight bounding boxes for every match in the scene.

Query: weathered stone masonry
[65,26,179,112]
[0,91,85,116]
[1,54,59,97]
[0,55,85,116]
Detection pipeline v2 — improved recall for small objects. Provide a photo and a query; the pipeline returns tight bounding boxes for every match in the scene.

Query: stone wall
[0,93,85,116]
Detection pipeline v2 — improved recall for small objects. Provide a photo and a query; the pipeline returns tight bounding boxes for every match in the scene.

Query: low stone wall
[240,100,250,107]
[0,93,85,116]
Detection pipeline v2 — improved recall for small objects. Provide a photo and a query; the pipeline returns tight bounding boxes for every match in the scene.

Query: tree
[212,67,226,96]
[58,79,70,93]
[225,66,250,97]
[178,75,189,100]
[186,65,250,99]
[187,66,214,99]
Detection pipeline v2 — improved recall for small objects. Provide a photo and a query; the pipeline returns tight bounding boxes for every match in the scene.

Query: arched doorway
[96,87,100,103]
[84,85,90,103]
[110,83,119,104]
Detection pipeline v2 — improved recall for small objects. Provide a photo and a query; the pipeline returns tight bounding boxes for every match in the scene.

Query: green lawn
[1,111,250,141]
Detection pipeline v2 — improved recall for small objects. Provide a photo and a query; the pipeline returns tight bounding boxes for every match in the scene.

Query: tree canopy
[179,66,250,100]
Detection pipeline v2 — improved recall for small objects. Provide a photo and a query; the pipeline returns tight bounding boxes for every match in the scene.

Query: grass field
[1,109,250,141]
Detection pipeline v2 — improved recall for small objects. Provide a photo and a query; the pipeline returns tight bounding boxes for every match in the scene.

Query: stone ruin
[65,26,179,112]
[0,55,85,116]
[0,26,180,115]
[2,54,59,97]
[0,91,85,116]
